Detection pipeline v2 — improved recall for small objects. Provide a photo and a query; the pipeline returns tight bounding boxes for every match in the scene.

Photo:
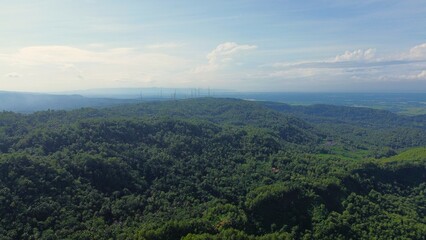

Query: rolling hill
[0,98,425,239]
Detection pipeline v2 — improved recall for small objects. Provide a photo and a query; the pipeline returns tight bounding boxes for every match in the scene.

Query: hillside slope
[0,98,425,239]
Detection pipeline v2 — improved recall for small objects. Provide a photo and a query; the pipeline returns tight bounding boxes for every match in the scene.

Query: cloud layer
[334,48,376,62]
[0,45,189,91]
[1,42,426,92]
[251,43,426,91]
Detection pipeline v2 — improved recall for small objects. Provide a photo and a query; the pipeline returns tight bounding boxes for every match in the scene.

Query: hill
[383,147,426,162]
[0,98,425,239]
[0,91,138,113]
[262,101,426,157]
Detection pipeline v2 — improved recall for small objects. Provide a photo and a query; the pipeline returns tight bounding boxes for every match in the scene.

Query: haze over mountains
[0,91,137,113]
[0,88,220,112]
[2,89,426,116]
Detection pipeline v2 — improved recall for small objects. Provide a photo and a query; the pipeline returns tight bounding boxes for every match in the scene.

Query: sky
[1,0,426,92]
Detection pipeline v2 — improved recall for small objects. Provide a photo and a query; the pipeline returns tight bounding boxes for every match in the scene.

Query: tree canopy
[0,98,425,239]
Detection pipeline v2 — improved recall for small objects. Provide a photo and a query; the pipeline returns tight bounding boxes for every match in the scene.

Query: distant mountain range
[0,88,230,113]
[0,91,138,113]
[1,89,426,114]
[57,87,225,99]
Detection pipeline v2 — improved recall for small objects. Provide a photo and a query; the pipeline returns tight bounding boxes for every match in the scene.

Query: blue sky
[1,0,426,92]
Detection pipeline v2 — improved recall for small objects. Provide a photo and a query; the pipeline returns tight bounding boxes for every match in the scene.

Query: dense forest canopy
[0,98,425,239]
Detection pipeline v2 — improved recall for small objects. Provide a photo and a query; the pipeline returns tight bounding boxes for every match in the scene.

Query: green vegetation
[399,107,426,116]
[384,147,426,162]
[0,98,425,239]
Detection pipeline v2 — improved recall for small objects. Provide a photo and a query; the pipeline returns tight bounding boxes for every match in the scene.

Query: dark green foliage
[263,101,426,152]
[246,184,316,233]
[0,98,425,239]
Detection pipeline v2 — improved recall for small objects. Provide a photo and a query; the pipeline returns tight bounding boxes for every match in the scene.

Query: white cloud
[269,68,341,79]
[87,43,107,49]
[418,70,426,79]
[193,42,257,73]
[1,42,425,92]
[408,43,426,60]
[4,72,21,78]
[334,48,376,62]
[146,43,183,49]
[270,48,379,69]
[0,45,189,68]
[259,44,426,89]
[5,46,103,65]
[0,45,191,91]
[270,44,426,72]
[376,70,426,82]
[207,42,257,64]
[270,61,312,68]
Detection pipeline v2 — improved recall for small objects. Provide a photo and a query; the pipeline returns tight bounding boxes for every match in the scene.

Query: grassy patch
[383,147,426,162]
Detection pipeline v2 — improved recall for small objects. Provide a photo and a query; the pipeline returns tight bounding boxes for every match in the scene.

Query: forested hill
[0,98,425,239]
[263,101,426,128]
[262,101,426,156]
